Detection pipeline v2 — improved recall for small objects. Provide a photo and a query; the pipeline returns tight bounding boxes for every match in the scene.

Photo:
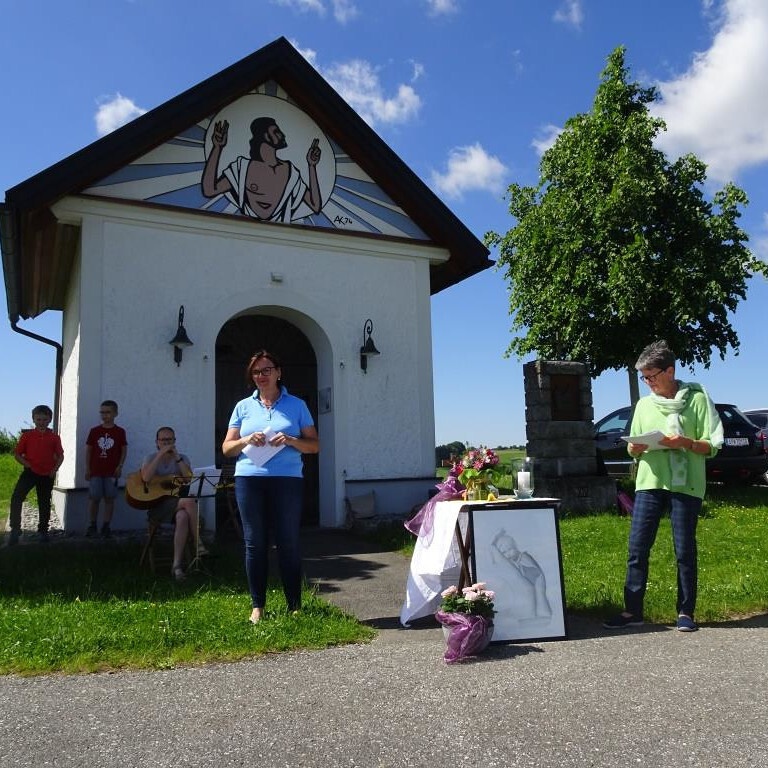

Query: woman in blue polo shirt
[222,350,319,624]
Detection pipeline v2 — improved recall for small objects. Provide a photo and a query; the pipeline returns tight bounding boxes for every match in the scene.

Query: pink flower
[470,582,487,590]
[441,585,458,597]
[463,590,480,601]
[483,590,496,600]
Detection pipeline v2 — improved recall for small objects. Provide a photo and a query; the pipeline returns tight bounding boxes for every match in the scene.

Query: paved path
[1,530,766,767]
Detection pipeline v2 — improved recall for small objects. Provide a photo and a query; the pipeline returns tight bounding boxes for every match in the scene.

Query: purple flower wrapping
[436,611,494,663]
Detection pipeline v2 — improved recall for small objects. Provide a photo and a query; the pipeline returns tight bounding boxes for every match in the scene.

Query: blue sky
[1,0,767,446]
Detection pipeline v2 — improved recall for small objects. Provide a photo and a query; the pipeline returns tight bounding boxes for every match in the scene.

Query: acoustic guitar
[125,471,190,510]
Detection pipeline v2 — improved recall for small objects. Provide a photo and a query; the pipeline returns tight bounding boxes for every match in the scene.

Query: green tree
[486,47,766,404]
[435,441,466,466]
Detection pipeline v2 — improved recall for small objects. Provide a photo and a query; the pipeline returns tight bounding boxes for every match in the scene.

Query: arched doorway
[215,314,319,526]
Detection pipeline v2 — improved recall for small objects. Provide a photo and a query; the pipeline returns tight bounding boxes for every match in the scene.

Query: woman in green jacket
[603,340,723,633]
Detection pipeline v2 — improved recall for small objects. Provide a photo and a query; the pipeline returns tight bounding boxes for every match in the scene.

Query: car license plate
[725,437,749,447]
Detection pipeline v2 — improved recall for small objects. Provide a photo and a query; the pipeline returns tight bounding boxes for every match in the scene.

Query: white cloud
[755,213,768,261]
[331,0,358,23]
[431,143,508,199]
[272,0,325,15]
[410,60,425,83]
[553,0,583,29]
[290,39,318,66]
[273,0,357,22]
[426,0,459,16]
[324,59,421,125]
[653,0,768,182]
[532,124,563,156]
[511,49,524,77]
[94,93,147,136]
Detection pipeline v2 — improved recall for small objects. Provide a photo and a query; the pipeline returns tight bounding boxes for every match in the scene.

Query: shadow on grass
[0,537,248,602]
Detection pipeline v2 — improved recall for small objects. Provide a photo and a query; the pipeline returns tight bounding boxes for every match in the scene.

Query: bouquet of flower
[453,447,502,496]
[438,583,496,619]
[436,583,496,663]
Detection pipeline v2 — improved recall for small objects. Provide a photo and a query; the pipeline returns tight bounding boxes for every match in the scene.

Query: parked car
[594,403,768,483]
[594,406,634,476]
[744,409,768,484]
[744,408,768,431]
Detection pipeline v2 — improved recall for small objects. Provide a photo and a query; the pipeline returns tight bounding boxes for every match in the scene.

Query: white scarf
[649,382,723,486]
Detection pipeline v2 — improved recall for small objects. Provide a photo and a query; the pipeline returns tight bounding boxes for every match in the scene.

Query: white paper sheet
[621,430,669,450]
[241,427,285,467]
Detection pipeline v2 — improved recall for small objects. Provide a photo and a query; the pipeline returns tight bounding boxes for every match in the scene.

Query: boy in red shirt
[9,405,64,545]
[85,400,128,538]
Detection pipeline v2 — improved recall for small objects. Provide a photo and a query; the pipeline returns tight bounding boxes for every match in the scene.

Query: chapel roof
[1,37,491,320]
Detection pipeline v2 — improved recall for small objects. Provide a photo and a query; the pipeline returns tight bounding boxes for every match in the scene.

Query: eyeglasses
[252,366,275,377]
[640,369,666,384]
[158,437,176,443]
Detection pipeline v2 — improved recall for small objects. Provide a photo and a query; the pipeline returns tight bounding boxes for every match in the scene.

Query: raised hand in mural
[202,120,232,198]
[306,137,321,167]
[212,120,229,148]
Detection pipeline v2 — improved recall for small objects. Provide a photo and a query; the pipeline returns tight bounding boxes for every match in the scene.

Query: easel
[454,517,473,590]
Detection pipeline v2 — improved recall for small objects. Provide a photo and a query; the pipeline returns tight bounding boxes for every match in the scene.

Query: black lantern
[169,305,193,366]
[359,319,380,373]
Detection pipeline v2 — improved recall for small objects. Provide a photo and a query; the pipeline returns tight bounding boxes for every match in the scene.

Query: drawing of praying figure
[490,529,552,623]
[202,117,322,222]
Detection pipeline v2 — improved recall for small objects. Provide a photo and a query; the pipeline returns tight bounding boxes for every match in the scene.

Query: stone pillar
[524,360,616,511]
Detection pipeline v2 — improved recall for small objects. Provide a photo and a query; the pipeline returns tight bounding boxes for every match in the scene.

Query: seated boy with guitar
[139,427,199,582]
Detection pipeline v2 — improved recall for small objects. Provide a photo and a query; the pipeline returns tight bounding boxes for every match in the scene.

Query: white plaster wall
[52,197,444,527]
[57,246,82,489]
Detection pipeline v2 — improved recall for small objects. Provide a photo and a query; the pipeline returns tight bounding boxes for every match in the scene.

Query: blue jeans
[624,489,701,618]
[234,475,304,611]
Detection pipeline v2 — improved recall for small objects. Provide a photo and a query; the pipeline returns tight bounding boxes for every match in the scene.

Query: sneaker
[7,529,21,546]
[172,565,186,582]
[38,531,50,544]
[603,612,644,629]
[85,523,98,537]
[100,523,112,539]
[677,615,698,632]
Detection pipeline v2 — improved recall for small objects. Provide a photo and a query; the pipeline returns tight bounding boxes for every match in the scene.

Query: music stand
[176,468,230,572]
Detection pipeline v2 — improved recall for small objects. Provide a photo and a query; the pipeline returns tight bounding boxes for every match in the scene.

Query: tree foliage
[435,441,466,465]
[486,47,766,398]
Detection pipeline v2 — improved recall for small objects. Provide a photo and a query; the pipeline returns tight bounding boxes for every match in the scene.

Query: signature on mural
[202,117,322,223]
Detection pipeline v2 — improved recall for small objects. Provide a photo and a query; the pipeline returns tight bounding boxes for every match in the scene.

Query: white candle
[517,471,531,490]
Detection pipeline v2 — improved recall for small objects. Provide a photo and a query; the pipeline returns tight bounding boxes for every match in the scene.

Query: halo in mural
[202,95,336,224]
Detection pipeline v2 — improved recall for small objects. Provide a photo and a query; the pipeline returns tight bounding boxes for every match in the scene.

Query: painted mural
[83,82,428,240]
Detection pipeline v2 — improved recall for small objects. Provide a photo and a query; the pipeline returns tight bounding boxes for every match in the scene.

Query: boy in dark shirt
[9,405,64,544]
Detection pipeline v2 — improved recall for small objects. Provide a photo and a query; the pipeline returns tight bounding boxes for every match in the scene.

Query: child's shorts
[89,476,119,500]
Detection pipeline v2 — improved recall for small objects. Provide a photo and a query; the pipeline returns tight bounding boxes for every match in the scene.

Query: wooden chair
[139,516,194,574]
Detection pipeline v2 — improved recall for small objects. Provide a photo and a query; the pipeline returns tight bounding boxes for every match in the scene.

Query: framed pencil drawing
[468,501,567,643]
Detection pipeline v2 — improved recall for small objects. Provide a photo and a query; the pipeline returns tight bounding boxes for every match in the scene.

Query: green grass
[561,484,768,623]
[0,540,374,675]
[0,453,26,530]
[0,456,374,676]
